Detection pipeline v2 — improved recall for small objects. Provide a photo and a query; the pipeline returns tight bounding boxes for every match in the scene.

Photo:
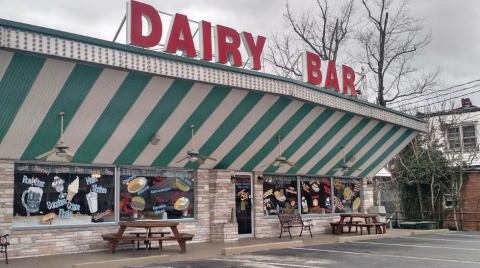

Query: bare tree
[358,0,438,106]
[266,0,354,79]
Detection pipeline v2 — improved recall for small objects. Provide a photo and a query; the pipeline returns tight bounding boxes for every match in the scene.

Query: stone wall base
[210,223,239,242]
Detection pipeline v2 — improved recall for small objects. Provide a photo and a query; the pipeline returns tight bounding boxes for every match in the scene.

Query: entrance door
[235,174,253,236]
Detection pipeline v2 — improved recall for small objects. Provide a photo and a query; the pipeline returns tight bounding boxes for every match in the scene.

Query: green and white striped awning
[0,19,423,178]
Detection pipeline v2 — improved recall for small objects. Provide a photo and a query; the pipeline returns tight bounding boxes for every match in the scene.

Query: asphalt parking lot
[134,231,480,268]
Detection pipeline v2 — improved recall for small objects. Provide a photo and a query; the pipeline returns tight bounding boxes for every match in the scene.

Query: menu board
[13,163,115,227]
[119,168,195,220]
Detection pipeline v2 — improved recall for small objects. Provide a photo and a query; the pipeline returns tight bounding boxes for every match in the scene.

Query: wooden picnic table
[334,213,386,235]
[102,221,193,254]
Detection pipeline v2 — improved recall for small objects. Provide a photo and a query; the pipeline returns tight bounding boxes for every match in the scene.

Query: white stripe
[317,120,379,175]
[0,59,75,158]
[364,132,416,177]
[134,83,213,166]
[200,95,279,169]
[0,50,13,80]
[289,247,480,264]
[94,77,174,164]
[168,89,248,167]
[254,107,325,171]
[210,258,319,268]
[351,241,480,252]
[444,232,480,237]
[228,100,303,170]
[298,115,363,174]
[276,111,345,174]
[399,236,480,243]
[64,69,128,153]
[334,124,394,176]
[350,128,408,177]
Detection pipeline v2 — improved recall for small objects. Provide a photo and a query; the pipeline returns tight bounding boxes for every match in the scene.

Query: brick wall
[448,172,480,231]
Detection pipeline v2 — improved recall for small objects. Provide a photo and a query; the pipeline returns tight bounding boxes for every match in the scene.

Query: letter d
[127,1,162,47]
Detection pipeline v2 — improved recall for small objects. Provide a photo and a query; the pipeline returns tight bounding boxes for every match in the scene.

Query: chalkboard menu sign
[13,163,115,227]
[119,167,194,221]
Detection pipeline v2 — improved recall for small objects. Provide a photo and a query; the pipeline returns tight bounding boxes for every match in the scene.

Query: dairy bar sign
[126,1,357,97]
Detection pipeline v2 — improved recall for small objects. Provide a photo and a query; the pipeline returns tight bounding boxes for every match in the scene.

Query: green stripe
[287,113,354,174]
[308,118,371,175]
[359,130,413,177]
[115,79,195,165]
[74,73,152,163]
[22,64,102,160]
[327,122,386,175]
[152,85,231,166]
[342,125,401,176]
[265,108,335,173]
[0,53,45,143]
[241,103,314,171]
[214,97,292,169]
[184,91,263,169]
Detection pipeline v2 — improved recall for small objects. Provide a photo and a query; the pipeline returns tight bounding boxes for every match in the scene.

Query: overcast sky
[0,0,479,110]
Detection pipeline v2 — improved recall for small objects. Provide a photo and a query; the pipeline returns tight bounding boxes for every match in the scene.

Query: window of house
[13,163,115,227]
[462,125,477,151]
[263,175,298,215]
[119,167,195,221]
[443,194,454,209]
[446,124,477,151]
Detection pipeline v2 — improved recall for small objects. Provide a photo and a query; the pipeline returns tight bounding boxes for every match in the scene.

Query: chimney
[461,98,472,108]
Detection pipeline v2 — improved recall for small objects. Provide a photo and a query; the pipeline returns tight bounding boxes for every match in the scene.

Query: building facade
[0,17,424,258]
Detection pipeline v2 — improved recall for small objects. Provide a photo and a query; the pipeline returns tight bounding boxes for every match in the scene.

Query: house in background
[427,98,480,230]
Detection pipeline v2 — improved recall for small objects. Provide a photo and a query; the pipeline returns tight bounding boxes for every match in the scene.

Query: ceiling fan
[261,135,296,168]
[176,125,216,165]
[36,112,74,162]
[333,145,362,172]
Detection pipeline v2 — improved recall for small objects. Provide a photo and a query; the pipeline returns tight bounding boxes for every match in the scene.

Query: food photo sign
[119,168,194,220]
[13,163,115,227]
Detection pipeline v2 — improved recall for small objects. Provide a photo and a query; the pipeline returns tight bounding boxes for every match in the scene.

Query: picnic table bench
[277,213,313,239]
[128,231,170,250]
[331,213,387,235]
[101,221,194,253]
[0,234,9,264]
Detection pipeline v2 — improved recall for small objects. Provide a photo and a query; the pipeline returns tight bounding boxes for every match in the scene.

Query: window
[13,163,115,227]
[263,175,361,215]
[443,194,454,209]
[263,175,297,215]
[462,125,477,151]
[300,177,332,214]
[333,178,362,213]
[446,124,477,151]
[119,167,195,220]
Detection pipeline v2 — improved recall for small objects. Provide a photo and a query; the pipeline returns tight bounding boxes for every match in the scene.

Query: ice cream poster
[13,164,115,227]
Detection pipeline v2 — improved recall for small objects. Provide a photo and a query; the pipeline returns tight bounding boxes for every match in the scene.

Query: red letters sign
[126,1,356,97]
[126,0,266,70]
[302,51,357,97]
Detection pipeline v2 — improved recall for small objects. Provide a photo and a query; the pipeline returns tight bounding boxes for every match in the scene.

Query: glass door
[235,174,253,236]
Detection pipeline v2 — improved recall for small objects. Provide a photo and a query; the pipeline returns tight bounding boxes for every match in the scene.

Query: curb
[336,234,389,243]
[410,229,450,236]
[72,255,170,268]
[222,240,303,255]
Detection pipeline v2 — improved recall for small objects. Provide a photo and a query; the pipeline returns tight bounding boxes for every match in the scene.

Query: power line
[400,88,480,111]
[389,78,480,106]
[390,83,480,110]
